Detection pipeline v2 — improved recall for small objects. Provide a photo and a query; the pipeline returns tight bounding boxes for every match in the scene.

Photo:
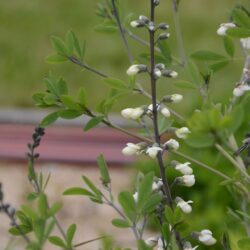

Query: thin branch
[215,143,250,182]
[73,236,107,248]
[68,56,108,78]
[111,0,133,63]
[172,0,186,66]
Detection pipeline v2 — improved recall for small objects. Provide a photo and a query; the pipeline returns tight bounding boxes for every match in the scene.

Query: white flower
[121,107,144,120]
[146,146,163,158]
[164,139,179,150]
[217,22,236,36]
[122,143,141,156]
[145,236,158,247]
[175,127,191,139]
[133,192,138,202]
[126,64,147,76]
[241,37,250,49]
[171,94,183,103]
[176,197,193,214]
[152,179,163,191]
[233,84,250,97]
[183,242,199,250]
[130,20,142,28]
[146,103,160,115]
[177,174,195,187]
[154,68,162,78]
[174,162,193,175]
[169,70,178,78]
[161,107,171,118]
[198,230,217,246]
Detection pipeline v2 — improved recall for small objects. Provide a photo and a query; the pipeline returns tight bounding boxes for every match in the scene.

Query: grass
[0,0,248,110]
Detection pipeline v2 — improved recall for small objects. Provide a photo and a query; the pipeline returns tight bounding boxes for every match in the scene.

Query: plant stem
[149,1,183,249]
[73,236,107,248]
[215,143,250,182]
[111,0,133,63]
[172,150,231,181]
[172,0,186,66]
[69,56,108,78]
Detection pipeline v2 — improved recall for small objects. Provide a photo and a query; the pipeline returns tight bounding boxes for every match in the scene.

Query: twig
[111,0,133,63]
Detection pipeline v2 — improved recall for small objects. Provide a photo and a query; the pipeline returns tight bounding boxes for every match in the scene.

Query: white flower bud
[152,179,163,191]
[175,197,193,214]
[158,23,169,30]
[233,84,250,97]
[121,107,144,120]
[183,242,199,250]
[154,0,160,6]
[139,15,149,24]
[146,146,163,158]
[133,192,138,202]
[175,127,191,139]
[217,22,236,36]
[162,70,178,78]
[174,162,193,175]
[147,103,160,115]
[164,139,179,150]
[154,68,162,78]
[155,63,165,70]
[126,64,147,76]
[161,107,171,118]
[148,21,155,31]
[130,20,140,28]
[198,230,217,246]
[177,174,195,187]
[241,37,250,50]
[145,236,158,247]
[171,94,183,103]
[158,32,170,40]
[122,143,141,156]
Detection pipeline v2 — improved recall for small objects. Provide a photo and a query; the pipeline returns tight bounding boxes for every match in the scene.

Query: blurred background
[0,0,249,249]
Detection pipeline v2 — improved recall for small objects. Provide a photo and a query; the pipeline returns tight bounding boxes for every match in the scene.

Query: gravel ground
[0,162,151,250]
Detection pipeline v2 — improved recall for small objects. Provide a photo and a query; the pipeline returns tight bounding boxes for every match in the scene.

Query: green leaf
[66,224,77,246]
[48,202,63,217]
[232,8,250,28]
[141,193,162,214]
[103,78,128,90]
[41,112,59,127]
[223,36,234,57]
[158,40,172,65]
[174,80,197,90]
[97,154,111,186]
[238,238,250,249]
[57,78,68,95]
[38,194,48,217]
[46,54,68,64]
[65,30,74,55]
[138,172,154,211]
[61,95,78,110]
[50,36,69,56]
[49,236,66,248]
[94,21,118,33]
[118,191,136,221]
[112,219,131,228]
[226,28,250,38]
[82,176,102,198]
[84,116,104,131]
[9,225,32,235]
[186,60,203,86]
[191,50,227,61]
[209,60,229,72]
[43,94,57,105]
[27,192,39,201]
[77,87,87,106]
[63,187,94,197]
[185,133,215,148]
[227,105,244,134]
[165,206,175,225]
[69,31,83,59]
[221,232,232,250]
[58,109,82,119]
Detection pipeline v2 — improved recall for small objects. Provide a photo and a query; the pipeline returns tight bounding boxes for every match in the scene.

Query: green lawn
[0,0,248,110]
